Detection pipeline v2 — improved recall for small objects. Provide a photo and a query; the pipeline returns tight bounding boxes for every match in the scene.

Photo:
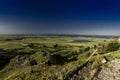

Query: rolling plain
[0,35,119,80]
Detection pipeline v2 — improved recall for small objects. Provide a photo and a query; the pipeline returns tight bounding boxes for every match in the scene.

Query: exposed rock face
[3,55,31,79]
[70,59,120,80]
[7,55,30,69]
[71,67,96,80]
[98,59,120,80]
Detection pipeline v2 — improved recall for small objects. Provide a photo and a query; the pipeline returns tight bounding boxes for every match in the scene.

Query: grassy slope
[0,37,112,49]
[2,50,120,80]
[0,36,116,80]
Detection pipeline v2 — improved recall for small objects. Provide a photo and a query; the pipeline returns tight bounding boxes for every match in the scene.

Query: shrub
[105,41,120,52]
[84,47,90,52]
[48,54,67,65]
[29,43,46,49]
[53,44,59,49]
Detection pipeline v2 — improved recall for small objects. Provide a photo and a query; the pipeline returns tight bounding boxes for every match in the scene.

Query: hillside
[0,36,119,80]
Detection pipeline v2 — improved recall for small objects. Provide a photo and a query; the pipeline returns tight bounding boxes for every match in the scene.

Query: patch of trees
[79,46,91,53]
[105,41,120,52]
[47,51,78,66]
[84,47,90,52]
[48,54,67,65]
[29,43,45,49]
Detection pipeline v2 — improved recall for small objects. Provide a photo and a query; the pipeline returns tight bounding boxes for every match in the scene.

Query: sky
[0,0,120,35]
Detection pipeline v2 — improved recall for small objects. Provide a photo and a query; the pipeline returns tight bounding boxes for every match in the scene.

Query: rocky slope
[98,59,120,80]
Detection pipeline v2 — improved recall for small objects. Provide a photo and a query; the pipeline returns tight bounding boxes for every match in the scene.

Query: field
[0,35,119,80]
[0,35,113,49]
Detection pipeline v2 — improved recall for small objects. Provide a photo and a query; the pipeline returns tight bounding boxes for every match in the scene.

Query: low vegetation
[0,36,119,80]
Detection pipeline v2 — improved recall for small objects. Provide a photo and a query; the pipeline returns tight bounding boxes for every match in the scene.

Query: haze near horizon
[0,0,120,35]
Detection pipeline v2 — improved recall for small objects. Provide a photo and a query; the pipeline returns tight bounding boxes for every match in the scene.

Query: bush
[48,54,67,65]
[84,47,90,52]
[79,48,84,53]
[53,44,59,49]
[29,43,46,49]
[105,41,120,52]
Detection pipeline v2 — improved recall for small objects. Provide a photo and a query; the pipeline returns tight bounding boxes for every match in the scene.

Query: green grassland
[0,36,118,80]
[0,36,113,49]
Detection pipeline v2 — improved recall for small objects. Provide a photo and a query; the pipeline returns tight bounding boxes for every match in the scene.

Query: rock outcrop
[98,59,120,80]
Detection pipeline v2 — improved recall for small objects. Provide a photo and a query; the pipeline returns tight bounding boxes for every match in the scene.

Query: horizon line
[0,33,119,37]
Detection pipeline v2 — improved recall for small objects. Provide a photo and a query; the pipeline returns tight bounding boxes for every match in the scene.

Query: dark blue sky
[0,0,120,35]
